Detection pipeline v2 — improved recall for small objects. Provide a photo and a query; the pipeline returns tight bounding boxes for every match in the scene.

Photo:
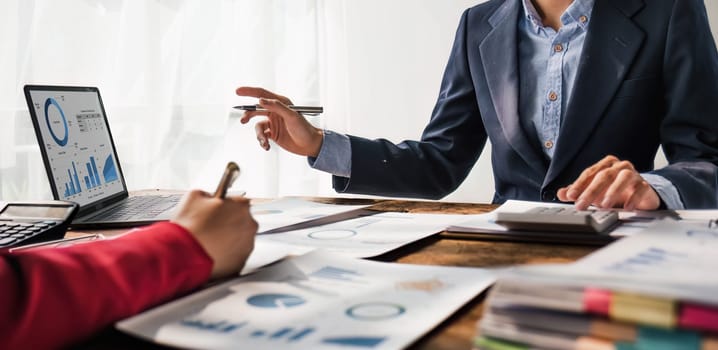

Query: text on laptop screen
[28,90,124,206]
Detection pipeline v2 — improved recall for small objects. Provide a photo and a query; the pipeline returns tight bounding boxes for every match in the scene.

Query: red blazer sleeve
[0,222,213,350]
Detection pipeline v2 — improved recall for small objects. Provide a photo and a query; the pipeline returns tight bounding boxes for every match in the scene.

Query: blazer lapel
[544,0,645,187]
[480,0,548,175]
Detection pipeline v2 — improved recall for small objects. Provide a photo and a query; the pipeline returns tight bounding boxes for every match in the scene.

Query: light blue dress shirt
[518,0,591,159]
[309,129,352,178]
[309,0,684,209]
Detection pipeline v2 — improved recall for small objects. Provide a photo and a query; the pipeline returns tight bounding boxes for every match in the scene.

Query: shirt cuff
[307,130,352,178]
[641,173,685,210]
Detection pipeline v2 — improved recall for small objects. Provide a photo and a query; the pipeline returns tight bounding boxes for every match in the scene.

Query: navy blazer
[333,0,718,208]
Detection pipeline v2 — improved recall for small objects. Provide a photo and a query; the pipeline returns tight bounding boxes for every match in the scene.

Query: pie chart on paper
[246,293,306,309]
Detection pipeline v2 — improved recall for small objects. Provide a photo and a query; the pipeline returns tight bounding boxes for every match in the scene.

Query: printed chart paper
[505,220,718,305]
[240,240,298,275]
[251,198,369,233]
[117,251,495,350]
[257,212,469,258]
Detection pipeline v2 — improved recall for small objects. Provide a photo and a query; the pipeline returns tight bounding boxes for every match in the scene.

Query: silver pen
[233,105,323,115]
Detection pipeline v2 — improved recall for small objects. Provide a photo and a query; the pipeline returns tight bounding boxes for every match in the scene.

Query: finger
[566,155,620,200]
[577,160,637,209]
[178,189,210,210]
[600,169,637,208]
[574,170,616,210]
[258,98,301,121]
[187,189,210,200]
[556,186,571,202]
[236,86,291,104]
[227,196,251,207]
[254,121,272,150]
[240,110,270,124]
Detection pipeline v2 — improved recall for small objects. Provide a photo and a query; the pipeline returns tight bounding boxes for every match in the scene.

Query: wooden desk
[72,196,598,350]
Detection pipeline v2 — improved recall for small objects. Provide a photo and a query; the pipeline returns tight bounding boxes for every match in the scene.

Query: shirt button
[544,140,554,149]
[548,91,558,101]
[579,15,588,23]
[554,44,563,53]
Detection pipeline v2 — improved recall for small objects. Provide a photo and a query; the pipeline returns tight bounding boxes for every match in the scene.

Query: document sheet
[252,198,370,233]
[117,251,496,350]
[504,220,718,305]
[257,211,469,258]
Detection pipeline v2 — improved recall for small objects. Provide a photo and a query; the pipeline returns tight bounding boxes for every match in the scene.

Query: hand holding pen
[235,86,324,157]
[173,162,258,278]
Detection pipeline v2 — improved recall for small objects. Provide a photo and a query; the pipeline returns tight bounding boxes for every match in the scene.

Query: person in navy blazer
[238,0,718,210]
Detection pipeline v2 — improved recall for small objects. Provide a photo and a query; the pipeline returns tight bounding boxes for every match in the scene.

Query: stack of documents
[474,220,718,350]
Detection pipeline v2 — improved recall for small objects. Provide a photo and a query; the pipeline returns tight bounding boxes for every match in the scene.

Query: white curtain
[2,1,716,203]
[1,0,331,200]
[0,0,478,202]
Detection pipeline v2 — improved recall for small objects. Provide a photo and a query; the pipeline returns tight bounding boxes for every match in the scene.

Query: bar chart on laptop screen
[30,90,125,206]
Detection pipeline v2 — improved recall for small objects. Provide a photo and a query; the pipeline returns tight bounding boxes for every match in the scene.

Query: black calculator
[0,201,79,248]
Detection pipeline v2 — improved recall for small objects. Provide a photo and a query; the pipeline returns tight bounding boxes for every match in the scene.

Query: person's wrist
[309,128,324,158]
[650,187,665,210]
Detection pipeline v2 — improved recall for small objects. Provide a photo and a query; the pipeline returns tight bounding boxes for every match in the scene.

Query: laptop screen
[25,86,127,207]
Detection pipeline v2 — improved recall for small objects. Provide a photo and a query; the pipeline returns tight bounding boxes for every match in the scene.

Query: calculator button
[0,227,8,232]
[5,223,20,227]
[16,223,33,227]
[0,237,17,245]
[42,221,57,225]
[34,223,50,228]
[0,233,9,238]
[27,227,42,232]
[10,234,25,239]
[18,230,34,235]
[4,230,18,235]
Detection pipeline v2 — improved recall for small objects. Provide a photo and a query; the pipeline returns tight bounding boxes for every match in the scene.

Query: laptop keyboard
[88,195,182,222]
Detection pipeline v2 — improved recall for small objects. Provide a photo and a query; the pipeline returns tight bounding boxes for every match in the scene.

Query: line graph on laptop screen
[29,90,124,206]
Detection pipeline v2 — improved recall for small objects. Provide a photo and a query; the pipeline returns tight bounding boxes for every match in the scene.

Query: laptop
[24,85,181,228]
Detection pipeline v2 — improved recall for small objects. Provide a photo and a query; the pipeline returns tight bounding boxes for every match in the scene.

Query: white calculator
[495,207,619,233]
